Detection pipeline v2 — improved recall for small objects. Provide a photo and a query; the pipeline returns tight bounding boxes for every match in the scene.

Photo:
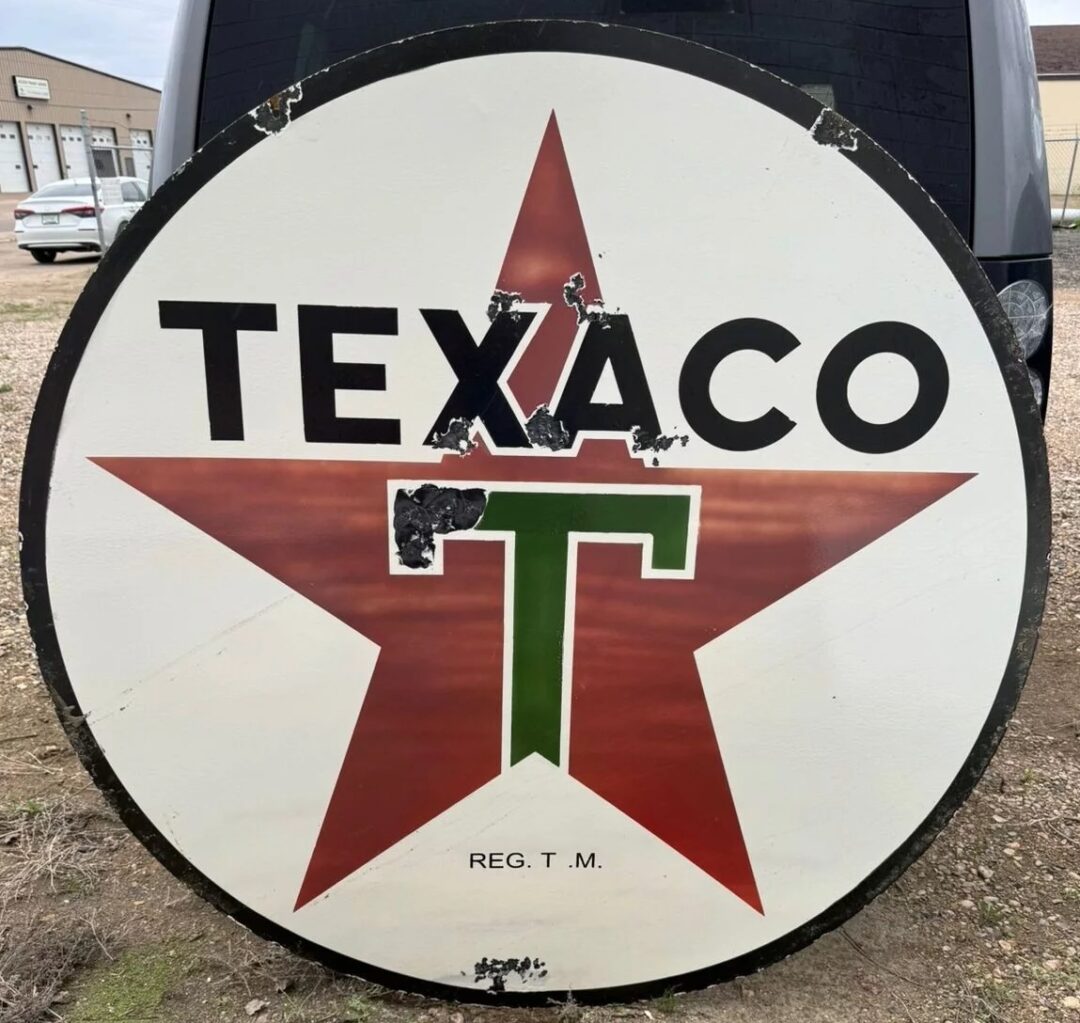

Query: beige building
[0,47,160,194]
[1031,25,1080,206]
[1040,77,1080,138]
[1032,25,1080,138]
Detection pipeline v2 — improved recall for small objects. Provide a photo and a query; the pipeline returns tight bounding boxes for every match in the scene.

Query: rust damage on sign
[633,425,690,466]
[564,272,610,326]
[473,956,548,993]
[525,404,571,451]
[252,82,303,135]
[811,108,859,152]
[488,289,524,322]
[393,485,487,569]
[430,417,478,455]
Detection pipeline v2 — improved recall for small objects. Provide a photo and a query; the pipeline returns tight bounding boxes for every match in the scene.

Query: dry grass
[0,913,108,1023]
[0,802,121,1022]
[200,939,317,999]
[0,801,122,901]
[0,302,69,325]
[0,754,61,780]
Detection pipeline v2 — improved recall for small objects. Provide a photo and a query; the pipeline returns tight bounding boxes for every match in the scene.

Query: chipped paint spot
[810,109,859,152]
[632,426,689,466]
[487,289,524,322]
[563,272,610,326]
[251,82,303,136]
[473,956,548,993]
[393,485,487,569]
[525,405,571,451]
[430,417,477,455]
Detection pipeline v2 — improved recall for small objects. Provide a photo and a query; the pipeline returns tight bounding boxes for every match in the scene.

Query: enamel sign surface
[22,23,1048,1003]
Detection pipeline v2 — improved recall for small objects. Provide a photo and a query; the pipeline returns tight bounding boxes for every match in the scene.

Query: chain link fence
[1046,134,1080,227]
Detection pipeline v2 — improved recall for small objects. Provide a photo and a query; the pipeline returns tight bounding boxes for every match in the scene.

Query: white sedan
[13,177,148,263]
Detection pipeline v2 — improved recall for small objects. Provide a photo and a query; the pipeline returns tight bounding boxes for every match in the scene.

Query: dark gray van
[153,0,1054,410]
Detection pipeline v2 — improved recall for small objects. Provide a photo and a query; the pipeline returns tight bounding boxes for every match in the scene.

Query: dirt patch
[0,200,1077,1020]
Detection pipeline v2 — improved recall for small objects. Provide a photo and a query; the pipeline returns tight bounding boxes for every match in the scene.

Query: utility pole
[80,110,107,254]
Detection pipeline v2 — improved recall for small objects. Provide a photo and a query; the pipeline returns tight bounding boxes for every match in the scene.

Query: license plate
[41,214,59,225]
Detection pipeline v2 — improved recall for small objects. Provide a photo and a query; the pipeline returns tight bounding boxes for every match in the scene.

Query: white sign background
[24,28,1044,1001]
[14,75,50,101]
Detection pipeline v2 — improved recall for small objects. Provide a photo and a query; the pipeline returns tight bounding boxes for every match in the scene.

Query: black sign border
[20,19,1051,1006]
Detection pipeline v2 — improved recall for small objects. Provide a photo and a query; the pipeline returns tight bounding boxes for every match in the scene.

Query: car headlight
[998,280,1050,358]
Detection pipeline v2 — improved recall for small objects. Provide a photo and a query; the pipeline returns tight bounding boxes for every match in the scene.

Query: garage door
[27,124,62,188]
[60,125,90,178]
[0,122,30,193]
[130,129,153,181]
[91,126,118,177]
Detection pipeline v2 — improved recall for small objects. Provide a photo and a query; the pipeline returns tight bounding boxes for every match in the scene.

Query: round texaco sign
[21,22,1048,1003]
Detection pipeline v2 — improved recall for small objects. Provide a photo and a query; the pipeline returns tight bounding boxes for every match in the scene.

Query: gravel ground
[0,200,1077,1022]
[1045,233,1080,643]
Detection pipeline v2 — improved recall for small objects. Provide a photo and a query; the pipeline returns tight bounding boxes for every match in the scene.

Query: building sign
[20,22,1048,1004]
[14,76,50,101]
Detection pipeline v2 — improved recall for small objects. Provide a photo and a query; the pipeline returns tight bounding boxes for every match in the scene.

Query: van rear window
[199,0,973,238]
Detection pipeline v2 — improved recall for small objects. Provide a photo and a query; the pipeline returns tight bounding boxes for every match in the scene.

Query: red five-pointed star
[92,114,972,916]
[498,112,602,414]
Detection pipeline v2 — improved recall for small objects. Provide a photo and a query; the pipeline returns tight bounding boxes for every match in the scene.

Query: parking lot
[0,190,1079,1021]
